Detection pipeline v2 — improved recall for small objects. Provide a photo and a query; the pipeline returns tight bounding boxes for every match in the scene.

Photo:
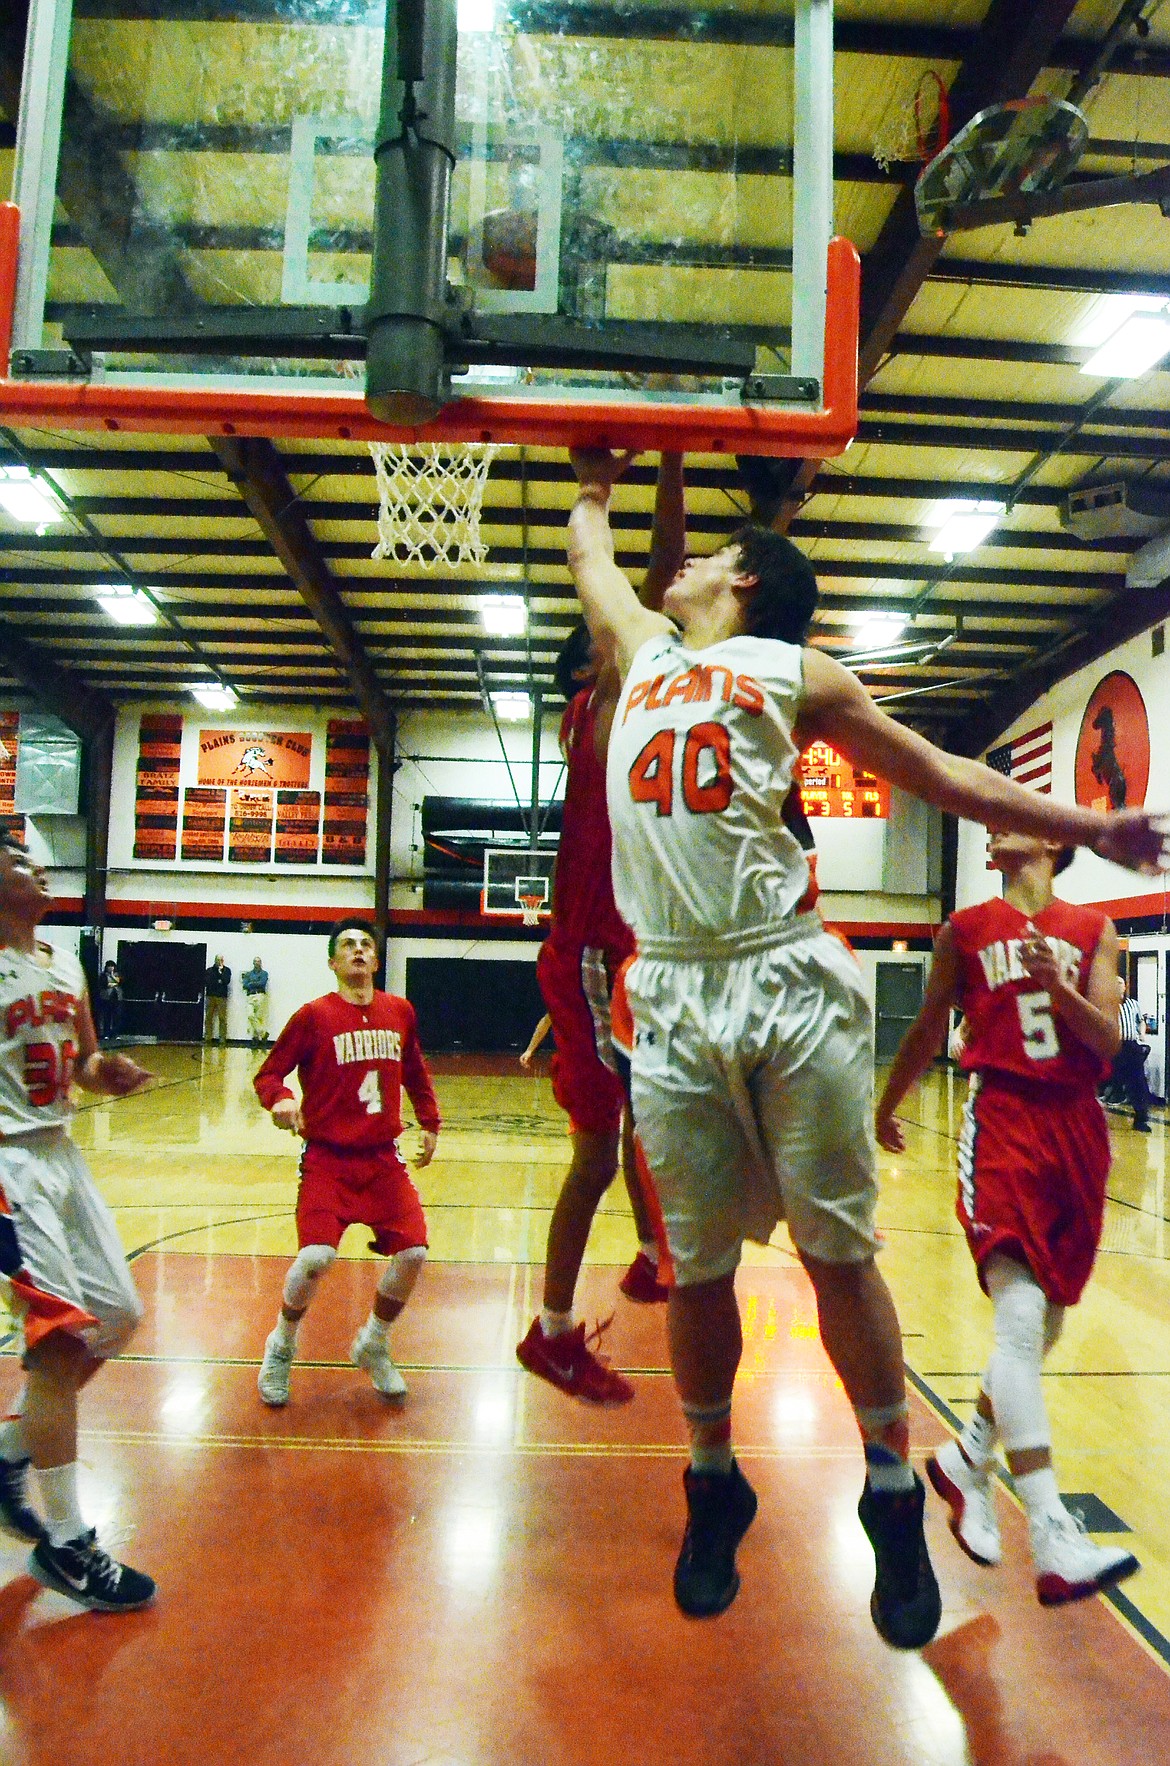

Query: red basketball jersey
[550,689,633,954]
[255,990,440,1152]
[950,895,1110,1089]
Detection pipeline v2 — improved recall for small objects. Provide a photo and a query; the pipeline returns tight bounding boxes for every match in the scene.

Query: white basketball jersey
[607,630,810,955]
[0,942,86,1134]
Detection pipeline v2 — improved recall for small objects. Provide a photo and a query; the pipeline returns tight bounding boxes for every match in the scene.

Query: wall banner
[133,712,182,861]
[1074,671,1150,812]
[197,729,312,790]
[180,787,227,862]
[228,789,275,864]
[275,789,321,863]
[0,711,24,844]
[322,719,369,866]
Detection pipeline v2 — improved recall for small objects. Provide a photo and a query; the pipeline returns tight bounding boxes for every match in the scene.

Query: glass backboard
[1,0,855,455]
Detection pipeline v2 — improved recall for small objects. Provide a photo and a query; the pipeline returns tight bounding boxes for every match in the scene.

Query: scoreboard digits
[796,743,890,818]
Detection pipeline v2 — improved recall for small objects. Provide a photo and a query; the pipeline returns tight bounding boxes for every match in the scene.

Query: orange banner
[228,789,274,864]
[197,729,312,790]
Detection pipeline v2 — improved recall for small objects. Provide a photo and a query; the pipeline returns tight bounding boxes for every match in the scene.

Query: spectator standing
[204,956,231,1044]
[242,957,270,1048]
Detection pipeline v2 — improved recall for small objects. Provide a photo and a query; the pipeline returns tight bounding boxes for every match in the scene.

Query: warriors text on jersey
[551,688,632,954]
[607,631,811,954]
[0,942,85,1135]
[254,991,440,1152]
[950,896,1110,1088]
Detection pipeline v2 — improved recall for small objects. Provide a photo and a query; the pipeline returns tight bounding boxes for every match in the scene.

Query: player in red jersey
[876,834,1140,1605]
[517,454,683,1404]
[254,919,440,1406]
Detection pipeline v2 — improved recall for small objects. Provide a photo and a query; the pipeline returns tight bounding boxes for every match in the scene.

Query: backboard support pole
[366,0,458,423]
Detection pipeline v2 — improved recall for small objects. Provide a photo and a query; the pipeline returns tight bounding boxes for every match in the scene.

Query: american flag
[985,722,1053,793]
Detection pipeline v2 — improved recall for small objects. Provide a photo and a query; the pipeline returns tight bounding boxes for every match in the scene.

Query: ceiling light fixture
[0,465,64,528]
[849,611,908,650]
[490,690,531,721]
[1081,311,1170,379]
[190,684,238,711]
[94,584,158,627]
[927,499,1006,562]
[478,593,527,637]
[458,0,495,31]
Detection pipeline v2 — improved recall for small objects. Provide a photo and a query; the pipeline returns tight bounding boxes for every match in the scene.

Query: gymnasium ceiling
[2,0,1170,755]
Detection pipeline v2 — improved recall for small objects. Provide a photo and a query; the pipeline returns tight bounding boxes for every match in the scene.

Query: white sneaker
[1030,1506,1139,1606]
[258,1330,294,1406]
[926,1439,1002,1566]
[351,1328,407,1399]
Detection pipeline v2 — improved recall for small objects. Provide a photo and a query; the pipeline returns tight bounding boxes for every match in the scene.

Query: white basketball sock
[541,1308,574,1338]
[37,1462,87,1549]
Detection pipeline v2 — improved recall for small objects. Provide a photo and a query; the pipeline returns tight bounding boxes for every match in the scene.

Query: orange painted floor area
[2,1255,1168,1766]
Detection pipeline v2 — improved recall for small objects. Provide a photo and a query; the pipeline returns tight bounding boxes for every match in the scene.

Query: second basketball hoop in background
[370,442,499,571]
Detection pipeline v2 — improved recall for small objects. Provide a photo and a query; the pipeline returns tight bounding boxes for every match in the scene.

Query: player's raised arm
[797,647,1170,875]
[640,452,686,612]
[567,449,673,677]
[874,926,960,1152]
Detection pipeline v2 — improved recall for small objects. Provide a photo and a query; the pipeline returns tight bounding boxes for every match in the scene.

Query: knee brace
[283,1244,336,1310]
[984,1255,1050,1454]
[376,1244,426,1304]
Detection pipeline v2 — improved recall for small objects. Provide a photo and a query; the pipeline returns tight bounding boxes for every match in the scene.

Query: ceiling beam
[0,623,115,740]
[210,436,396,753]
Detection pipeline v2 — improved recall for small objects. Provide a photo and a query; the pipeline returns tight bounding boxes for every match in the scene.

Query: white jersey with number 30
[607,630,810,955]
[0,942,86,1135]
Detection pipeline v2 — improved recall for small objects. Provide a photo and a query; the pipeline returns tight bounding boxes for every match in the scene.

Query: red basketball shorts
[296,1142,428,1256]
[956,1073,1110,1307]
[536,936,628,1137]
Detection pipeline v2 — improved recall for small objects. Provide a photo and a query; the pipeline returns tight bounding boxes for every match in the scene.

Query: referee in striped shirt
[1113,977,1153,1133]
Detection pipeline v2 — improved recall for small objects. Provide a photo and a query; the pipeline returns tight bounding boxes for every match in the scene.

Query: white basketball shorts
[626,927,880,1286]
[0,1127,143,1359]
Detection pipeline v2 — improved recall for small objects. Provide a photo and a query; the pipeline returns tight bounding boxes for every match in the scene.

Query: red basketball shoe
[517,1316,634,1404]
[619,1250,670,1304]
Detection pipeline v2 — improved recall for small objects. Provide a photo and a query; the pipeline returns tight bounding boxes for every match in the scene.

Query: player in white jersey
[0,832,156,1612]
[566,447,1167,1648]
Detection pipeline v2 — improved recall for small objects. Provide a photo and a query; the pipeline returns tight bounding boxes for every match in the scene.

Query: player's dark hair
[729,524,818,645]
[328,917,380,958]
[554,619,592,702]
[1054,846,1075,875]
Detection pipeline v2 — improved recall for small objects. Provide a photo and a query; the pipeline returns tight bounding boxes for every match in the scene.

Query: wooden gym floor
[1,1046,1168,1765]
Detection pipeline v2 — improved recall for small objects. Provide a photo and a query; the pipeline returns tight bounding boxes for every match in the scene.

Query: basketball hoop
[370,442,499,571]
[519,894,545,928]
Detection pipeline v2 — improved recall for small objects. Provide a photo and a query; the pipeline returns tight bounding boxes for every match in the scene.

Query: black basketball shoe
[674,1459,758,1618]
[30,1530,156,1612]
[858,1474,942,1649]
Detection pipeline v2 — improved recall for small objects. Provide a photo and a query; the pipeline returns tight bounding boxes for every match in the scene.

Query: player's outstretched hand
[874,1109,907,1154]
[414,1129,438,1169]
[1092,810,1170,875]
[569,447,637,492]
[96,1053,153,1096]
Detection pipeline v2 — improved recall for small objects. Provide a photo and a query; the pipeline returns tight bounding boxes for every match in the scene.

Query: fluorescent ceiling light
[1081,313,1170,379]
[1073,293,1167,350]
[458,0,495,31]
[490,690,530,721]
[190,684,238,711]
[927,499,1005,561]
[479,593,527,637]
[0,465,64,527]
[850,611,907,650]
[94,584,158,626]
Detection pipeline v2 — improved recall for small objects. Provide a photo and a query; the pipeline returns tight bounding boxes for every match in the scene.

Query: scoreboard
[796,742,890,819]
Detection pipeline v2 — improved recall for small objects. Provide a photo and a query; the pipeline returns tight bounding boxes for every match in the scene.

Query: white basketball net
[519,894,545,927]
[370,442,499,570]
